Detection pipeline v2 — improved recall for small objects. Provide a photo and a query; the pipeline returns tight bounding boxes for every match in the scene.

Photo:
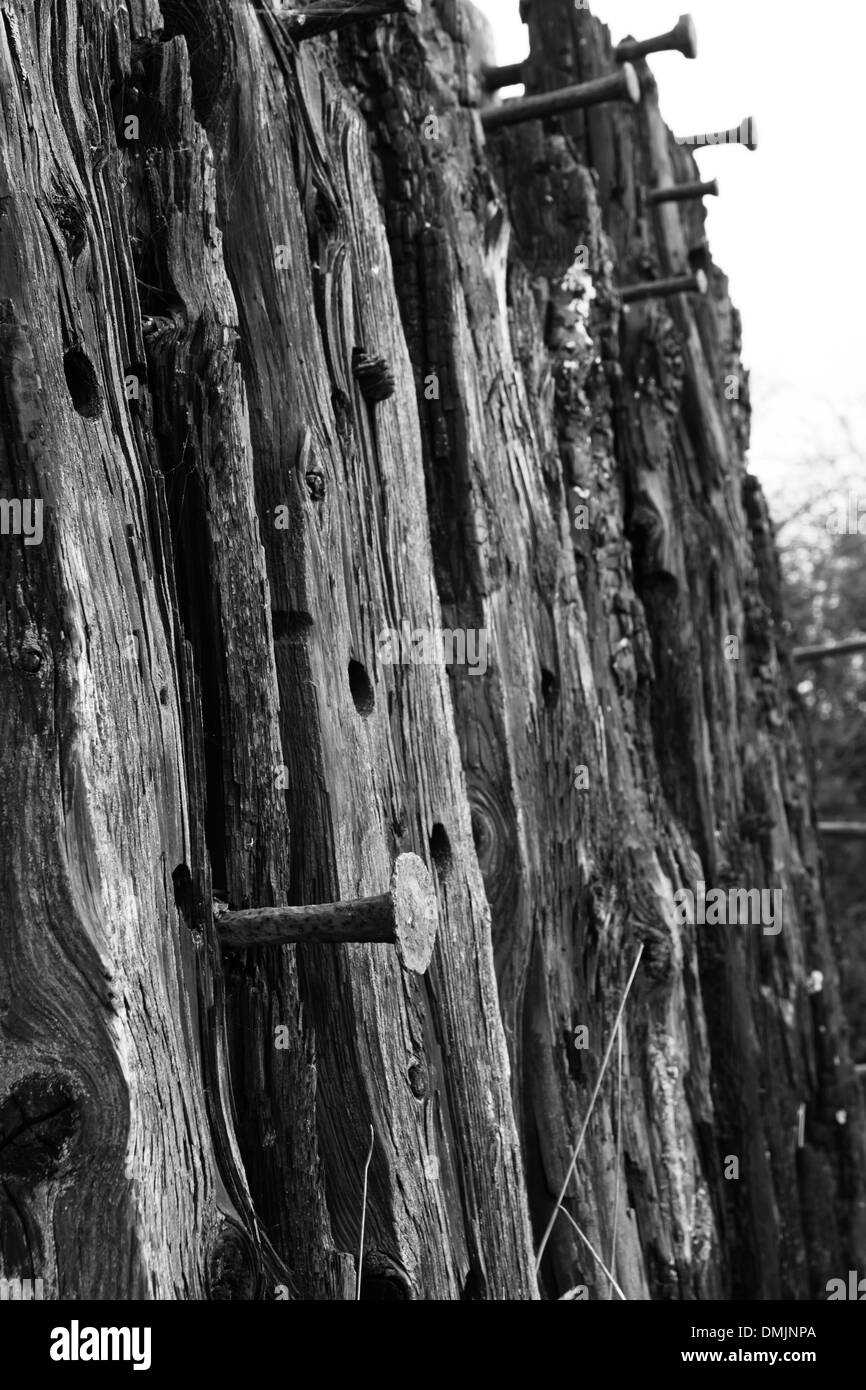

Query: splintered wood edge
[391,853,438,974]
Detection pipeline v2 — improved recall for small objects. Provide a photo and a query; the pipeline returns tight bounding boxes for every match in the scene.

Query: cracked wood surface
[0,0,864,1302]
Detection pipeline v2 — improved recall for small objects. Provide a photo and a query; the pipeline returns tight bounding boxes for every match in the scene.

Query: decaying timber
[0,0,863,1305]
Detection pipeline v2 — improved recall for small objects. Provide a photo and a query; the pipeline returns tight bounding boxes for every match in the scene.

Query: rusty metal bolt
[216,853,438,974]
[481,65,640,132]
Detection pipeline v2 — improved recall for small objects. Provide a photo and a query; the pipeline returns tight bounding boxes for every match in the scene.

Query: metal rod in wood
[676,115,758,151]
[614,14,697,62]
[793,637,866,663]
[481,65,640,132]
[277,0,420,40]
[620,269,707,305]
[215,853,438,974]
[645,177,719,206]
[818,823,866,840]
[482,60,527,92]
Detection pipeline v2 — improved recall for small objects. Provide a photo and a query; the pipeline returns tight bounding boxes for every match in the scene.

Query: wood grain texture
[1,0,863,1303]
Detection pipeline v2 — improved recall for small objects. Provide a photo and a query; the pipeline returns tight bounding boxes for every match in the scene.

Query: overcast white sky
[472,0,866,497]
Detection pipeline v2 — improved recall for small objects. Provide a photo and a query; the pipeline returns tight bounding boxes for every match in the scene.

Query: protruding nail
[676,116,758,151]
[620,269,708,304]
[818,822,866,840]
[614,14,697,62]
[793,637,866,663]
[645,177,719,206]
[279,0,420,39]
[482,60,527,92]
[216,853,438,974]
[481,65,640,132]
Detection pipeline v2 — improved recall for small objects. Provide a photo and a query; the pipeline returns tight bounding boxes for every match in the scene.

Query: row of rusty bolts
[213,6,756,968]
[480,12,757,306]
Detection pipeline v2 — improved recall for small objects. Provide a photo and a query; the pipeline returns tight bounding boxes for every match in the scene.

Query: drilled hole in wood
[349,660,374,715]
[63,346,103,418]
[172,863,193,918]
[0,1073,80,1181]
[541,667,560,710]
[429,823,452,877]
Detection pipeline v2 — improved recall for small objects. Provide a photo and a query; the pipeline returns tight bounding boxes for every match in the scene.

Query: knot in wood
[0,1072,81,1182]
[408,1061,428,1099]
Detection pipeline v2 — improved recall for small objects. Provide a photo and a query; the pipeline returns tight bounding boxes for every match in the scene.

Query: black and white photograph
[0,0,864,1359]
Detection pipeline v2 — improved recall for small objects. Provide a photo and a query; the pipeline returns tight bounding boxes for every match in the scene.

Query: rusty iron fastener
[614,14,697,62]
[645,177,719,206]
[620,269,708,305]
[482,60,527,93]
[481,65,640,132]
[215,853,438,974]
[278,0,420,40]
[676,116,758,151]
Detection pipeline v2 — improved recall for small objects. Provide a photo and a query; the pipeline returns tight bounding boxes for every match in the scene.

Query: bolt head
[391,853,438,974]
[676,15,698,59]
[694,269,709,296]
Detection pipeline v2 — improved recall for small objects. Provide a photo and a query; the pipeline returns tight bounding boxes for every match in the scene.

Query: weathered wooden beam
[482,60,528,92]
[614,14,697,62]
[620,269,707,304]
[818,823,866,840]
[645,177,719,206]
[276,0,420,41]
[481,65,640,131]
[793,637,866,662]
[676,115,758,151]
[216,854,438,973]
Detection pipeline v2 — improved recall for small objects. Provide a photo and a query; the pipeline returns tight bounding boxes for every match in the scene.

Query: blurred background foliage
[772,425,866,1064]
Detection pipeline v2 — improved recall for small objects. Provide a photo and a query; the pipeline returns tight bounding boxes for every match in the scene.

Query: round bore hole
[541,667,560,710]
[348,660,374,716]
[429,823,453,878]
[63,346,103,419]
